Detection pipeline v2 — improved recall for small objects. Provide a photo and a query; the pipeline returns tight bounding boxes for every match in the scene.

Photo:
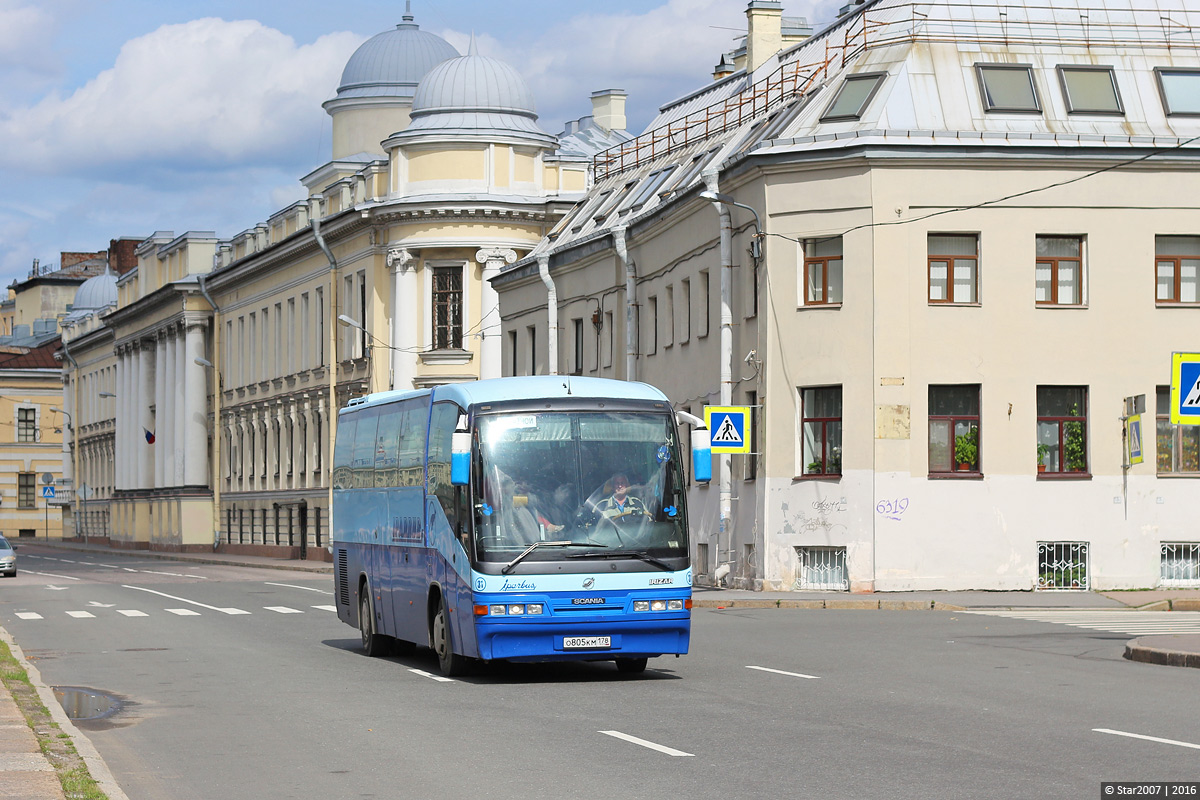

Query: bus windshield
[474,410,687,565]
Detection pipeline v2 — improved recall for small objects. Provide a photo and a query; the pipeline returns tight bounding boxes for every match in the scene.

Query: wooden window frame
[432,266,463,350]
[928,235,979,304]
[928,385,981,476]
[801,386,842,477]
[1035,236,1084,306]
[1037,386,1089,477]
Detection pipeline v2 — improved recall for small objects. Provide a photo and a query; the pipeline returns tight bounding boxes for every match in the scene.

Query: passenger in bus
[532,483,575,535]
[494,477,542,545]
[595,473,650,522]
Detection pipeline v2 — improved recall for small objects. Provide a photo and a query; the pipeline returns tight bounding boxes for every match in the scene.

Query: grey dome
[72,272,117,310]
[332,16,458,101]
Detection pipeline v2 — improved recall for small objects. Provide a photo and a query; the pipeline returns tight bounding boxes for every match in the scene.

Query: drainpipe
[536,254,558,375]
[197,272,222,550]
[613,226,637,381]
[312,202,338,524]
[702,170,734,572]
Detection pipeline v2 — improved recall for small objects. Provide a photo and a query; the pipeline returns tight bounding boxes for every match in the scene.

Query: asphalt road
[1,545,1197,800]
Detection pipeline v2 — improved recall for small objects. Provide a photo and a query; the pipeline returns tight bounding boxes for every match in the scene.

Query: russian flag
[144,428,155,444]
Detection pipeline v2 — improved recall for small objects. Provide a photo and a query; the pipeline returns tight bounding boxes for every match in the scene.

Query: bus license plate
[564,636,611,650]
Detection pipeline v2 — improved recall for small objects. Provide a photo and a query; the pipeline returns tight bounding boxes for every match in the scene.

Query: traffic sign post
[704,406,751,454]
[1170,352,1200,426]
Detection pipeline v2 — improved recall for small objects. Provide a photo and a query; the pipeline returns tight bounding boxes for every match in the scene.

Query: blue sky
[0,0,835,290]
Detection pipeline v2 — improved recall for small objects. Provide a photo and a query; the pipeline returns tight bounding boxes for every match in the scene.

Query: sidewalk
[3,542,1198,800]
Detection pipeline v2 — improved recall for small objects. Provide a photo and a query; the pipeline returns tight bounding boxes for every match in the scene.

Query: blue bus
[332,376,708,676]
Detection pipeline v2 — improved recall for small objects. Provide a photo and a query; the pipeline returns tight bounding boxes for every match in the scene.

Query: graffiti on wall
[876,497,909,521]
[781,497,849,536]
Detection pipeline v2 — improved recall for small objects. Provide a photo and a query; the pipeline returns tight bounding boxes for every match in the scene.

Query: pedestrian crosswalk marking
[265,606,303,614]
[14,612,42,620]
[117,610,149,617]
[65,611,95,618]
[312,605,337,612]
[165,608,201,616]
[961,609,1200,635]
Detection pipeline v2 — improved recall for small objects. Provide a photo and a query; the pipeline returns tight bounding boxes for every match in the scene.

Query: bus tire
[432,597,468,677]
[616,657,648,674]
[359,590,387,657]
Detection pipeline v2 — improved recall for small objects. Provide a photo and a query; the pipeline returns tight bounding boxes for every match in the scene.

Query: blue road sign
[1171,353,1200,426]
[42,485,55,498]
[704,406,750,454]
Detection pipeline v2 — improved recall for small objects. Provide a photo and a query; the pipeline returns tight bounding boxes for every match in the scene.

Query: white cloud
[0,1,55,69]
[0,18,362,175]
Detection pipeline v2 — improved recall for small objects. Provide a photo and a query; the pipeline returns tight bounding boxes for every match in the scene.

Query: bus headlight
[633,601,650,611]
[508,604,525,615]
[526,603,543,615]
[651,599,667,611]
[667,599,684,611]
[490,604,507,616]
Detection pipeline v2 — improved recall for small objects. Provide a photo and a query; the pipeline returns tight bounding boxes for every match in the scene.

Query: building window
[432,266,462,350]
[508,330,517,377]
[572,318,584,376]
[1154,67,1200,116]
[1036,236,1084,305]
[928,234,978,304]
[976,64,1041,113]
[681,279,691,343]
[804,237,843,306]
[647,296,658,355]
[316,287,325,364]
[698,270,710,337]
[928,385,981,475]
[1037,386,1088,475]
[801,386,842,476]
[17,408,36,443]
[744,391,758,480]
[665,286,675,347]
[603,312,613,368]
[1157,386,1200,474]
[18,473,35,508]
[526,325,537,376]
[820,72,886,121]
[1057,66,1123,115]
[1155,236,1200,304]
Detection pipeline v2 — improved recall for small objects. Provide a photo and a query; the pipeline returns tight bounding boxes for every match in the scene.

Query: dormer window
[1155,68,1200,116]
[1057,66,1123,115]
[976,64,1041,113]
[819,72,886,122]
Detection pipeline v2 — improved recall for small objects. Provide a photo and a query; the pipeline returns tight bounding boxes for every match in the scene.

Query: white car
[0,535,16,577]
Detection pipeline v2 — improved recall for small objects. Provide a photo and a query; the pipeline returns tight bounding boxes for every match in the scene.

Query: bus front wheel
[616,657,648,674]
[360,591,387,657]
[432,598,469,677]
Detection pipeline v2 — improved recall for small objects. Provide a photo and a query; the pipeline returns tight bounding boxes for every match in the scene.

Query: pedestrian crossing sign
[1126,414,1143,465]
[1170,352,1200,426]
[704,406,750,454]
[42,485,55,498]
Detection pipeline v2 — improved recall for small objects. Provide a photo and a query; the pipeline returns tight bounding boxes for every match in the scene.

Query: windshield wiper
[501,541,598,574]
[566,550,675,571]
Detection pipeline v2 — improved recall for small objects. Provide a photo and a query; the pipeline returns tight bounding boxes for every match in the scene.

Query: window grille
[432,267,462,350]
[794,546,848,591]
[1161,543,1200,587]
[1037,541,1089,590]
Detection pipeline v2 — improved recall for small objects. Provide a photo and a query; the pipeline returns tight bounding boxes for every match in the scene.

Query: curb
[26,541,332,574]
[0,627,131,800]
[1125,641,1200,669]
[692,598,968,611]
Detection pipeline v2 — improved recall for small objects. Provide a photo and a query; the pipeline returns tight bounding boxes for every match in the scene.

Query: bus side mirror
[451,432,471,486]
[691,429,712,483]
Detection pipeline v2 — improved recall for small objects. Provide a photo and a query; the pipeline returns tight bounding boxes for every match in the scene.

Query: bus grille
[337,550,350,606]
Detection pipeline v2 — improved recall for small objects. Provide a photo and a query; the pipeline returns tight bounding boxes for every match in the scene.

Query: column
[266,402,278,491]
[155,333,167,487]
[115,348,127,490]
[475,247,517,379]
[174,323,187,486]
[138,339,155,490]
[184,322,208,487]
[163,330,176,486]
[387,247,419,390]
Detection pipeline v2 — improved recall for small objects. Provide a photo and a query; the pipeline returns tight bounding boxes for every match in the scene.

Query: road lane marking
[165,609,201,616]
[117,610,149,617]
[408,668,454,683]
[264,606,304,614]
[312,605,337,612]
[266,582,333,595]
[122,585,250,615]
[25,571,80,581]
[140,570,208,579]
[598,731,694,757]
[14,612,42,620]
[746,665,821,679]
[66,611,96,618]
[961,610,1200,635]
[1094,729,1200,750]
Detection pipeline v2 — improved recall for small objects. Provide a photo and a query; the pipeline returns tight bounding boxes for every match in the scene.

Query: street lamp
[698,190,762,259]
[49,406,78,542]
[99,391,116,398]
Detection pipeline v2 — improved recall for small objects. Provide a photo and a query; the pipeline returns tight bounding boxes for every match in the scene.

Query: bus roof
[340,376,669,415]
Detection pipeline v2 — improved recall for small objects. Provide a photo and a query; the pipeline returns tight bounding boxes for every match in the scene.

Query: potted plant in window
[1036,443,1050,473]
[1063,404,1086,472]
[806,459,824,475]
[954,427,979,472]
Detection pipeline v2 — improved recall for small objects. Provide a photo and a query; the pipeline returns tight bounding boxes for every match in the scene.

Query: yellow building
[0,340,65,540]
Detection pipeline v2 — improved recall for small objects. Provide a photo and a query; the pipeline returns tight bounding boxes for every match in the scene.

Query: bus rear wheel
[432,598,468,677]
[616,657,648,674]
[360,591,387,657]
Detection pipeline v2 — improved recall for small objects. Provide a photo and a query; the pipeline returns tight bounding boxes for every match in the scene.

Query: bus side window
[428,402,464,540]
[332,417,357,491]
[350,408,379,489]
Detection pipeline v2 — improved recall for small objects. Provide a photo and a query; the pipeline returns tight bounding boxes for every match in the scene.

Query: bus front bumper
[474,615,691,662]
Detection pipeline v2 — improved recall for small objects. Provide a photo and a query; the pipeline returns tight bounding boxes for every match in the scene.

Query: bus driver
[595,473,650,522]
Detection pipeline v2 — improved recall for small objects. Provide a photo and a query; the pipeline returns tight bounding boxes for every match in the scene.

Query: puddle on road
[54,687,122,721]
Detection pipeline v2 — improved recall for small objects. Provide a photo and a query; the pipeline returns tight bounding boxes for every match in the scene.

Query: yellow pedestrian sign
[1170,352,1200,426]
[704,406,750,454]
[1126,414,1143,465]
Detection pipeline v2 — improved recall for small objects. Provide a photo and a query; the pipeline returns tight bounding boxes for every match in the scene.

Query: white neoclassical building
[493,0,1200,591]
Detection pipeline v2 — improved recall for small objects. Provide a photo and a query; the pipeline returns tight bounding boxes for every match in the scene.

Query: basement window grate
[1037,541,1089,590]
[794,546,848,591]
[1161,542,1200,587]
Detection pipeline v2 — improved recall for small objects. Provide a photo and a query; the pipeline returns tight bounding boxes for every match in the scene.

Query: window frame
[1154,67,1200,117]
[1154,236,1200,305]
[928,385,982,477]
[975,64,1042,114]
[1156,386,1200,475]
[1056,65,1123,115]
[927,234,979,305]
[819,72,887,122]
[1035,235,1085,306]
[18,473,35,509]
[17,407,37,443]
[803,237,843,307]
[429,262,465,351]
[800,386,842,478]
[1037,386,1089,477]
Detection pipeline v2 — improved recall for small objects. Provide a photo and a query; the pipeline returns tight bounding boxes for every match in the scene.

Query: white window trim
[423,260,471,352]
